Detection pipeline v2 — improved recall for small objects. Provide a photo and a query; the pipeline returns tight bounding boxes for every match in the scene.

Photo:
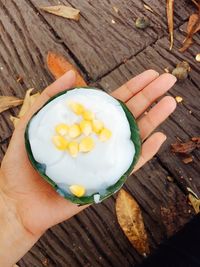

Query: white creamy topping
[28,88,135,196]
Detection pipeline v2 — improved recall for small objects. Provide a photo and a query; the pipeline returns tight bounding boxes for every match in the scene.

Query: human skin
[0,70,177,266]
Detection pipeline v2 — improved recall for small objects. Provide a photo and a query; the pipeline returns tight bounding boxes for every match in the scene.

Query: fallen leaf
[166,0,174,50]
[30,92,40,106]
[187,13,200,34]
[40,5,80,21]
[182,156,193,164]
[19,90,40,118]
[171,141,196,154]
[179,37,193,53]
[116,189,149,256]
[47,52,87,86]
[179,12,200,52]
[188,193,200,214]
[10,115,20,128]
[0,96,23,113]
[143,4,154,13]
[10,89,40,127]
[18,88,34,118]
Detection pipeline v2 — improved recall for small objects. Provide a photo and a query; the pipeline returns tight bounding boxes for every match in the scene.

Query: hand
[0,70,176,266]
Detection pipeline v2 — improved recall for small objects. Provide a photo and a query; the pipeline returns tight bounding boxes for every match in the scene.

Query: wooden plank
[0,140,192,266]
[17,159,193,267]
[99,29,200,195]
[0,0,78,142]
[29,0,194,79]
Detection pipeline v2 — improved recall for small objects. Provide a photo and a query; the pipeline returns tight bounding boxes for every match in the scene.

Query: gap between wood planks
[26,0,191,82]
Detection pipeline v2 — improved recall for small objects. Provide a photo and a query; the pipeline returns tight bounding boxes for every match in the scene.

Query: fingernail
[163,135,167,141]
[66,69,76,78]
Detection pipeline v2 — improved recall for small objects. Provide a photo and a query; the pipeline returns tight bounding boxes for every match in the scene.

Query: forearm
[0,173,39,267]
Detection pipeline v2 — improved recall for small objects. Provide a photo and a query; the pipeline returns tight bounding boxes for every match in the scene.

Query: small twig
[166,0,174,50]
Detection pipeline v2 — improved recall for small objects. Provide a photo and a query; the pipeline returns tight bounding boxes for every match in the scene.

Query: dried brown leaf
[40,5,80,21]
[188,194,200,214]
[171,137,200,155]
[143,4,154,13]
[18,88,34,118]
[179,37,193,52]
[10,90,40,128]
[187,13,200,34]
[166,0,174,50]
[116,189,149,256]
[180,13,200,52]
[171,141,196,154]
[10,115,20,128]
[18,89,40,118]
[0,96,23,113]
[47,51,87,86]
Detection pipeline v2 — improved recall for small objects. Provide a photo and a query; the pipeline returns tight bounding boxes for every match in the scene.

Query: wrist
[0,172,40,267]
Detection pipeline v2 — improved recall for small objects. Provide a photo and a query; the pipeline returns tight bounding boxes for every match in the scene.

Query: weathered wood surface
[0,0,199,266]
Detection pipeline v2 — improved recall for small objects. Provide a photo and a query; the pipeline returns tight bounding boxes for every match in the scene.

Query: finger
[127,73,177,118]
[111,70,159,102]
[17,70,76,129]
[138,96,176,140]
[133,132,167,172]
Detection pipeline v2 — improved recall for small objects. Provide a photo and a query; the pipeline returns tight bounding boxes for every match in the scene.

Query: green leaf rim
[25,87,141,205]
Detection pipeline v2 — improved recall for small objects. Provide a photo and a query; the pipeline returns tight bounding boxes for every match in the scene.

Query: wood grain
[29,0,194,79]
[0,0,79,142]
[0,0,198,266]
[99,29,200,196]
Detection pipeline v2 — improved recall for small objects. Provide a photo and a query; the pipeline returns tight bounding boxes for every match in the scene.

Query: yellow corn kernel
[52,135,68,150]
[82,109,95,121]
[68,141,79,157]
[79,137,94,152]
[92,119,104,134]
[55,123,69,136]
[69,185,85,197]
[79,120,92,136]
[99,128,112,141]
[68,124,81,138]
[68,102,85,115]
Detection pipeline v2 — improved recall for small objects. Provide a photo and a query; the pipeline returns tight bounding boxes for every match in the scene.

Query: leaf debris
[47,51,87,86]
[175,96,183,103]
[166,0,174,50]
[116,189,149,256]
[143,4,154,13]
[10,89,40,128]
[171,137,200,154]
[182,156,193,164]
[179,4,200,52]
[188,193,200,214]
[0,96,23,114]
[113,6,119,13]
[40,5,80,21]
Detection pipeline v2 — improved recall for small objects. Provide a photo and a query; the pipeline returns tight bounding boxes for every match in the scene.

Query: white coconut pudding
[26,88,141,204]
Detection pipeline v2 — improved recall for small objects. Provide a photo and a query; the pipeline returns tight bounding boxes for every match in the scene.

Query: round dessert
[25,88,141,205]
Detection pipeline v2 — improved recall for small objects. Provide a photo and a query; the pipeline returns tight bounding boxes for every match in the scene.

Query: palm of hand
[0,70,176,236]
